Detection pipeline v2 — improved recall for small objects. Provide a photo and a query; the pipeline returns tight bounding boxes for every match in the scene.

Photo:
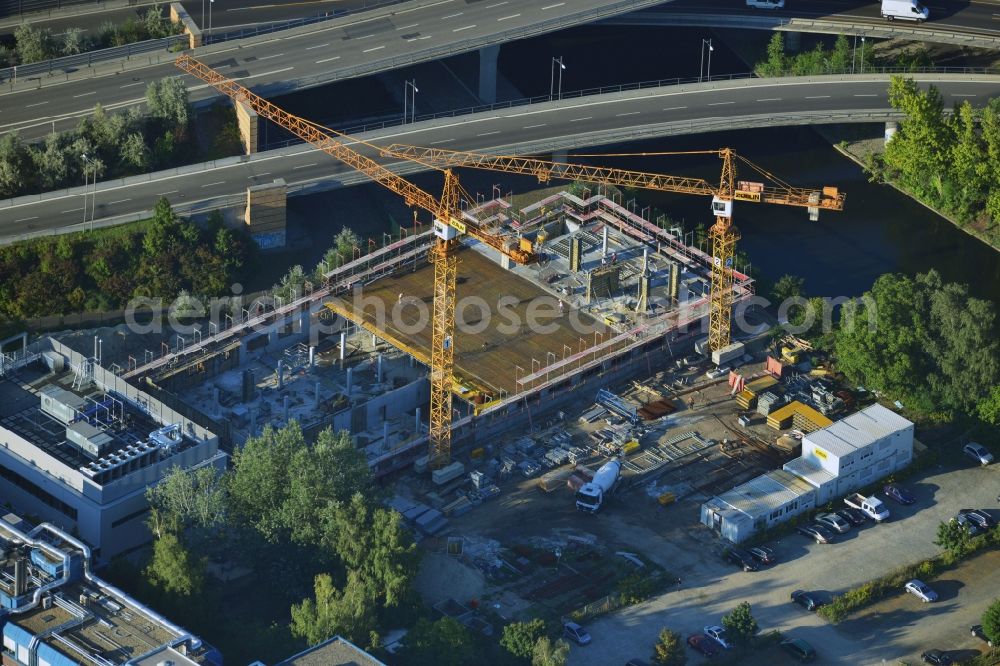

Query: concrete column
[283,395,290,421]
[884,121,898,146]
[339,331,346,360]
[299,311,310,337]
[314,380,321,407]
[383,421,389,447]
[501,255,513,270]
[250,409,257,436]
[602,226,608,257]
[478,44,500,104]
[214,387,221,415]
[244,179,287,249]
[415,406,421,433]
[376,353,383,383]
[235,101,259,154]
[277,360,284,389]
[372,333,378,347]
[346,367,353,397]
[785,31,802,53]
[308,345,316,368]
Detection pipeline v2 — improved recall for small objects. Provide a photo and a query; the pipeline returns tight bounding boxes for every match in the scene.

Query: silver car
[964,442,994,466]
[815,512,851,534]
[904,579,938,602]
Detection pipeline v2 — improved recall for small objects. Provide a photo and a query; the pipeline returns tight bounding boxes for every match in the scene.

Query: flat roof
[716,469,814,518]
[276,636,385,666]
[805,404,913,458]
[783,456,837,487]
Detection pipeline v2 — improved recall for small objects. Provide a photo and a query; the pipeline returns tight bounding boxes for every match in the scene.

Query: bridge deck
[329,248,613,400]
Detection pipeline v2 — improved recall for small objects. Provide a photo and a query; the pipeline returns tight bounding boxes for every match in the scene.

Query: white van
[881,0,929,22]
[746,0,784,7]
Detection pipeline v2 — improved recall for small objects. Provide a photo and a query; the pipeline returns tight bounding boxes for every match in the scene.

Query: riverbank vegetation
[753,33,934,78]
[0,78,241,199]
[863,77,1000,249]
[0,198,255,320]
[0,4,183,66]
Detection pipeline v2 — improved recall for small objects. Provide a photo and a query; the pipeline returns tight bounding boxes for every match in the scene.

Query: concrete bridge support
[784,31,802,53]
[170,3,203,48]
[884,121,898,145]
[479,45,500,104]
[244,179,287,249]
[235,101,259,155]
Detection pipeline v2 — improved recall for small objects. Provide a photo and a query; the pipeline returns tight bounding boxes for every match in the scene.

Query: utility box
[712,341,745,367]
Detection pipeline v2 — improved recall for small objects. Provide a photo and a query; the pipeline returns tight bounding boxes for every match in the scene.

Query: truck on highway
[575,459,621,512]
[844,493,890,522]
[881,0,929,22]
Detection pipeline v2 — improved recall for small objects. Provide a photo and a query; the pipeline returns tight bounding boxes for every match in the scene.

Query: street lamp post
[403,79,418,124]
[81,154,91,228]
[550,56,565,100]
[859,36,865,74]
[208,0,214,36]
[700,38,714,83]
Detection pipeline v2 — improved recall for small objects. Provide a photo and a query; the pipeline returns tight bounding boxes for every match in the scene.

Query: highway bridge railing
[262,66,997,150]
[204,0,408,45]
[0,33,185,83]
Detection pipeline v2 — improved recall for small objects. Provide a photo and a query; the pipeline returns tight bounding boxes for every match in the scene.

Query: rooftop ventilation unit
[39,386,87,425]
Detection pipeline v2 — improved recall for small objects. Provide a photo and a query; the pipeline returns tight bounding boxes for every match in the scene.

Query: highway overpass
[605,0,1000,48]
[3,72,999,243]
[0,0,673,141]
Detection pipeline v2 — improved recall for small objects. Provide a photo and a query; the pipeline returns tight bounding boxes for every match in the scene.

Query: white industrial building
[0,337,226,560]
[702,403,914,543]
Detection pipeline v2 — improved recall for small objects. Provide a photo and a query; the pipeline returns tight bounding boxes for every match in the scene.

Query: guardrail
[0,33,185,83]
[204,0,407,45]
[262,66,996,150]
[603,11,1000,48]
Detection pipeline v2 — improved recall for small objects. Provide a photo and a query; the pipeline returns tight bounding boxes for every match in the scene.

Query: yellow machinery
[380,144,846,352]
[174,55,534,470]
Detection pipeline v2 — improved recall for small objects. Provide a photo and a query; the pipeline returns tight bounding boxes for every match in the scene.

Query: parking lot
[568,457,999,665]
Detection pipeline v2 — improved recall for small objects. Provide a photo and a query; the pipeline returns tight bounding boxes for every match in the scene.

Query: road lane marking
[109,199,131,205]
[201,181,226,188]
[477,130,501,136]
[523,123,547,129]
[662,106,687,111]
[363,45,385,53]
[453,24,476,32]
[156,191,178,197]
[396,24,419,30]
[707,101,734,106]
[442,12,464,18]
[239,67,294,81]
[407,35,432,41]
[120,81,145,88]
[952,93,977,97]
[486,1,508,7]
[61,208,83,214]
[15,217,38,222]
[542,2,565,8]
[497,14,520,21]
[25,101,48,108]
[257,53,284,60]
[72,92,96,98]
[805,95,831,99]
[569,116,592,122]
[430,139,453,144]
[853,94,878,97]
[293,163,318,169]
[304,43,329,50]
[756,98,781,102]
[615,111,640,117]
[316,56,340,64]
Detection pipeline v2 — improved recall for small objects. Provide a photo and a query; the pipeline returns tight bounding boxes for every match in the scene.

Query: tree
[14,24,55,64]
[934,519,972,558]
[335,225,361,259]
[62,27,88,56]
[721,601,758,645]
[32,132,70,191]
[771,274,805,305]
[882,77,954,204]
[501,619,546,659]
[756,33,786,77]
[652,628,686,666]
[531,637,569,666]
[144,530,206,597]
[828,34,851,73]
[982,598,1000,646]
[142,4,174,39]
[146,77,190,127]
[945,101,988,221]
[0,132,31,197]
[120,132,150,170]
[978,386,1000,426]
[146,465,227,533]
[401,617,477,666]
[290,572,377,647]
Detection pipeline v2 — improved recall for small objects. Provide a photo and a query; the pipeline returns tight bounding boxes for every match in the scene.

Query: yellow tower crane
[379,144,846,352]
[174,55,534,470]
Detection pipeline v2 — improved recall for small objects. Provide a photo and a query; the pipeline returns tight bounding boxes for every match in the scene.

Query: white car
[746,0,784,7]
[964,442,994,466]
[815,512,852,534]
[904,579,938,603]
[703,625,732,649]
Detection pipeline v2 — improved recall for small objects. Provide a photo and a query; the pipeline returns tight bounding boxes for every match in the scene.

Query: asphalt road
[3,73,1000,241]
[653,0,1000,37]
[570,457,1000,666]
[0,0,671,141]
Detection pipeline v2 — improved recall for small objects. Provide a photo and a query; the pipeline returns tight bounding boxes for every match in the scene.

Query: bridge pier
[884,121,898,145]
[784,31,802,53]
[478,45,500,104]
[236,101,259,154]
[245,179,287,249]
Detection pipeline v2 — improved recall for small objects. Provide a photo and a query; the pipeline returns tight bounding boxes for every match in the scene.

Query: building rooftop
[783,456,837,487]
[275,635,386,666]
[716,468,814,517]
[805,403,913,458]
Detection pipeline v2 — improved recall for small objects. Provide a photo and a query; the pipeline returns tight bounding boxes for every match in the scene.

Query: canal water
[269,26,1000,306]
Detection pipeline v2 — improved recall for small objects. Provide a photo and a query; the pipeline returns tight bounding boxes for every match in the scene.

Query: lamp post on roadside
[700,38,714,83]
[81,153,91,229]
[403,79,418,124]
[860,36,866,74]
[208,0,214,36]
[550,56,565,100]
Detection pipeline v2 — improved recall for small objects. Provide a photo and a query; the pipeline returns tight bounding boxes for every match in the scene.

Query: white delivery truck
[844,493,890,522]
[746,0,784,7]
[881,0,929,22]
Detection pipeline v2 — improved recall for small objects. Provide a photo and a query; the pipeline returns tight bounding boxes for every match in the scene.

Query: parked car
[972,625,995,647]
[746,0,785,8]
[779,638,816,663]
[953,512,984,536]
[797,523,835,544]
[815,512,852,534]
[921,649,953,665]
[884,484,916,505]
[905,579,938,603]
[563,621,591,646]
[725,547,760,572]
[963,442,994,466]
[702,625,731,649]
[790,589,822,611]
[686,634,719,657]
[959,509,995,530]
[748,545,776,565]
[836,507,868,527]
